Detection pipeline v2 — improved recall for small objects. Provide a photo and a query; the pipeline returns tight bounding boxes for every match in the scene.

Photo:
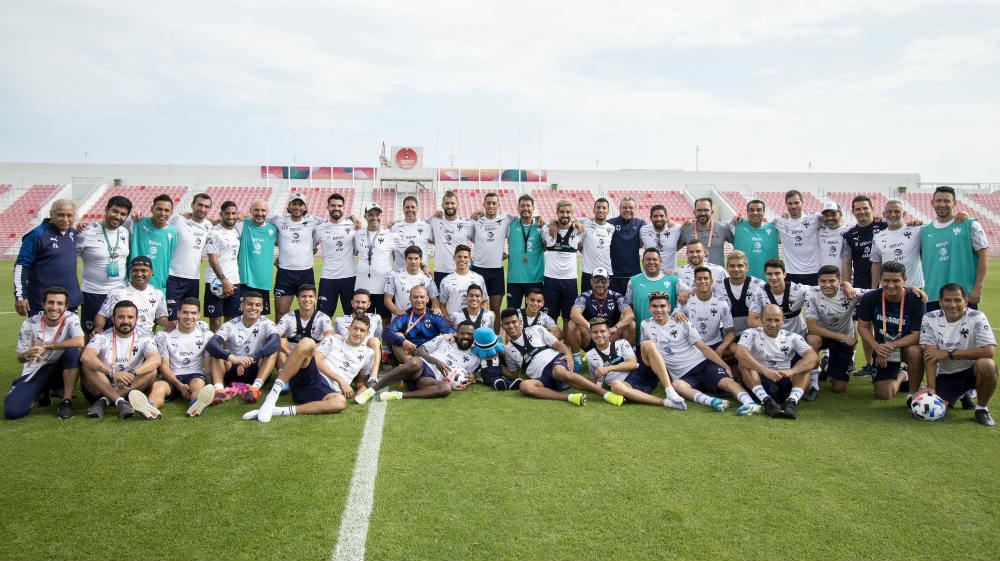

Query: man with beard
[772,190,821,286]
[920,186,988,312]
[567,267,634,360]
[386,285,453,363]
[314,192,361,317]
[470,192,517,326]
[748,258,812,338]
[77,196,132,335]
[15,200,81,318]
[359,321,480,402]
[639,205,682,273]
[818,202,850,276]
[506,194,545,310]
[427,191,473,290]
[204,201,242,331]
[94,256,168,334]
[333,289,383,391]
[870,200,924,290]
[267,194,325,320]
[674,239,727,289]
[679,197,733,267]
[541,200,583,328]
[390,195,434,272]
[80,300,161,419]
[608,197,645,295]
[128,194,178,293]
[355,202,400,323]
[625,248,687,341]
[205,291,280,404]
[841,195,886,290]
[165,193,212,329]
[237,199,278,316]
[579,198,616,289]
[730,199,779,280]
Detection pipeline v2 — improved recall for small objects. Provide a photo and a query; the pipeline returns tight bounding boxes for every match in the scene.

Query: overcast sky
[2,1,999,181]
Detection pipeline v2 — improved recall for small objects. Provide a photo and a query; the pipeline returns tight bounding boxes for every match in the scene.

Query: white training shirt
[586,339,636,387]
[580,218,616,274]
[204,224,241,286]
[154,321,212,376]
[215,316,279,357]
[420,335,481,377]
[276,310,333,349]
[749,282,809,336]
[97,282,168,334]
[772,213,822,275]
[803,287,867,337]
[313,219,358,279]
[268,214,325,270]
[333,313,383,345]
[390,220,434,271]
[869,226,924,288]
[471,213,516,269]
[438,270,488,312]
[87,328,159,372]
[167,215,211,279]
[77,223,131,294]
[518,309,557,330]
[931,218,989,251]
[639,317,707,379]
[919,308,997,375]
[503,325,562,380]
[675,262,728,288]
[639,223,683,272]
[818,224,850,272]
[677,293,734,346]
[737,327,812,371]
[384,269,439,310]
[449,307,496,330]
[541,227,583,280]
[354,228,399,294]
[316,336,375,385]
[427,216,473,274]
[16,311,84,380]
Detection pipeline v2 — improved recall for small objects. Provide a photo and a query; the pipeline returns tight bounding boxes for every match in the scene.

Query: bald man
[15,199,82,316]
[236,200,278,317]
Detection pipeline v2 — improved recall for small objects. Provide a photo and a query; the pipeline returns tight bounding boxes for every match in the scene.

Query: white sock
[566,395,574,403]
[214,383,224,390]
[251,379,264,389]
[662,398,687,410]
[968,389,979,398]
[114,397,126,406]
[810,370,820,390]
[751,385,769,403]
[976,405,987,411]
[693,392,713,406]
[261,382,283,411]
[736,391,754,405]
[272,406,295,416]
[789,387,804,403]
[664,385,684,403]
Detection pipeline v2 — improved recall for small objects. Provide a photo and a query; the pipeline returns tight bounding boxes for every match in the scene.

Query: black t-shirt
[857,288,925,344]
[842,220,887,288]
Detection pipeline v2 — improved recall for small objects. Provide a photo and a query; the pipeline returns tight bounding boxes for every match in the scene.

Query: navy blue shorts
[471,266,505,300]
[3,348,80,420]
[820,338,855,382]
[273,268,315,299]
[405,362,442,392]
[935,368,977,404]
[223,362,263,385]
[289,358,341,403]
[81,291,108,334]
[870,353,904,382]
[785,273,818,286]
[536,357,571,391]
[165,373,207,401]
[543,277,578,322]
[506,282,543,310]
[434,271,450,292]
[166,276,201,321]
[239,286,271,316]
[204,283,242,318]
[625,362,661,394]
[676,360,728,393]
[367,294,391,324]
[319,277,356,317]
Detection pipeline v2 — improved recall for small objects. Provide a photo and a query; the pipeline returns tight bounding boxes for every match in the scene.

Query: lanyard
[520,222,532,263]
[593,294,607,317]
[41,314,67,345]
[366,230,376,277]
[697,220,715,249]
[881,289,906,338]
[112,332,137,367]
[405,309,426,335]
[102,225,121,259]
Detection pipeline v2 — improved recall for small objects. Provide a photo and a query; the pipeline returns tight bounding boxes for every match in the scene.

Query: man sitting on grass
[585,318,685,410]
[275,284,334,371]
[333,288,383,391]
[206,291,279,404]
[386,285,453,363]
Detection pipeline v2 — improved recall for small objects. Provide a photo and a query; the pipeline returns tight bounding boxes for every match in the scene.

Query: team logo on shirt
[953,227,962,235]
[710,307,718,315]
[780,344,789,354]
[961,328,969,339]
[802,220,810,228]
[252,328,259,336]
[903,231,912,239]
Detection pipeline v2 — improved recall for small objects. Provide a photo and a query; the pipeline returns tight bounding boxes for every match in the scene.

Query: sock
[968,389,979,399]
[693,392,714,406]
[907,393,913,400]
[251,379,264,389]
[272,379,286,391]
[261,382,282,412]
[114,397,126,406]
[810,370,820,390]
[272,406,295,416]
[788,387,804,403]
[665,385,684,403]
[214,383,224,390]
[751,385,769,403]
[976,405,987,411]
[736,391,754,405]
[567,395,574,403]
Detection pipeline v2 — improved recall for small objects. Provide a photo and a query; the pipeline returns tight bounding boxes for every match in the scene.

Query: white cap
[364,202,382,213]
[822,202,841,213]
[592,267,610,279]
[288,193,307,205]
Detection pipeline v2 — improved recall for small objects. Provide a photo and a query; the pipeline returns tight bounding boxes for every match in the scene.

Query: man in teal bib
[506,194,545,309]
[920,186,989,311]
[625,247,685,340]
[238,199,278,316]
[731,199,779,280]
[129,193,178,292]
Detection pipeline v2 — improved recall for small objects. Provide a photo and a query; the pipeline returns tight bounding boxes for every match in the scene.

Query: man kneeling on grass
[585,318,685,410]
[497,308,624,407]
[354,321,480,404]
[126,298,216,420]
[245,315,375,422]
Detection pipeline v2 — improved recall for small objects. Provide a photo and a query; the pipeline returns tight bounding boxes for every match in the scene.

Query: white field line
[332,400,387,561]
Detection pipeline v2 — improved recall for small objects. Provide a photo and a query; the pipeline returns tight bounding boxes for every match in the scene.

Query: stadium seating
[967,193,1000,217]
[281,187,354,218]
[0,184,11,198]
[416,188,437,219]
[0,185,64,253]
[203,186,271,214]
[754,190,825,215]
[81,185,187,220]
[531,189,597,219]
[902,192,1000,249]
[718,191,750,214]
[827,192,888,214]
[607,190,691,221]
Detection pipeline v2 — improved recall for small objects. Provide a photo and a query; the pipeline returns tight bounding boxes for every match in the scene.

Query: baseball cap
[130,256,153,270]
[364,202,382,214]
[822,202,841,214]
[592,267,610,279]
[288,193,307,205]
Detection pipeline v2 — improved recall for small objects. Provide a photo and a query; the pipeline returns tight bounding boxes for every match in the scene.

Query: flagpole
[517,132,521,193]
[477,131,481,190]
[308,130,313,190]
[330,128,335,189]
[287,127,292,195]
[351,129,356,195]
[265,127,270,190]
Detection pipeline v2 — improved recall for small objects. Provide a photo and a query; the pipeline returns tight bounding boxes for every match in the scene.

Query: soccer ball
[910,393,947,421]
[210,278,224,298]
[447,368,472,391]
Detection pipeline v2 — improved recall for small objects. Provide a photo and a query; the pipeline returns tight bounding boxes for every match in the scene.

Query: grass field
[2,259,999,560]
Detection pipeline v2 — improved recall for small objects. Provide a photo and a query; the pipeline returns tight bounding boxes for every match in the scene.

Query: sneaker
[737,403,762,416]
[355,387,376,405]
[975,409,995,426]
[57,399,74,420]
[819,354,829,381]
[803,387,820,401]
[604,392,624,407]
[379,391,403,402]
[240,386,262,404]
[86,399,106,418]
[961,391,977,410]
[710,398,729,412]
[36,392,52,408]
[779,398,798,420]
[855,364,874,378]
[211,389,229,405]
[128,390,160,420]
[186,386,215,417]
[573,356,584,374]
[492,378,507,391]
[906,395,914,409]
[508,379,522,391]
[117,398,135,419]
[242,409,260,421]
[568,393,586,407]
[762,397,782,418]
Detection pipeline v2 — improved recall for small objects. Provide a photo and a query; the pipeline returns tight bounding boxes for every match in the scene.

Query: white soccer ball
[210,278,225,298]
[910,392,947,421]
[447,368,471,391]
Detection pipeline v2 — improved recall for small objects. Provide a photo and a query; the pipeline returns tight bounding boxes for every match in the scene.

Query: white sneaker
[128,390,161,420]
[355,387,376,405]
[186,385,215,417]
[379,391,402,402]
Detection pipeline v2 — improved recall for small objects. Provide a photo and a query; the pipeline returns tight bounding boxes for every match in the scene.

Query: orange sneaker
[241,386,262,403]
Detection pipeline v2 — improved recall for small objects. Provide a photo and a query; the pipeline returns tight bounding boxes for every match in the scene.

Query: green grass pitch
[1,259,998,560]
